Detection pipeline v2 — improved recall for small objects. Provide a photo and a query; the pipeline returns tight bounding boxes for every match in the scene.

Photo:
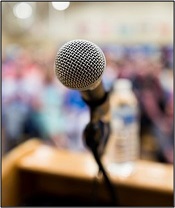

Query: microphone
[55,39,110,123]
[54,40,118,205]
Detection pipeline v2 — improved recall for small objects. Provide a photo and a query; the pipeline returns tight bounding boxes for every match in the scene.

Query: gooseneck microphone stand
[83,93,119,206]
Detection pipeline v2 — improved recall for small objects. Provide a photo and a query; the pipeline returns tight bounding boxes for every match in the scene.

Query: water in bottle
[104,78,140,177]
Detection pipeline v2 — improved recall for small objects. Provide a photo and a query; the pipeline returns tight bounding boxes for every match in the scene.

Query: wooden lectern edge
[15,140,173,194]
[2,138,43,206]
[2,138,174,206]
[2,138,173,191]
[2,138,42,179]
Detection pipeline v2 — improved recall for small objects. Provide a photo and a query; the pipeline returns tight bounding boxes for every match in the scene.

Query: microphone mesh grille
[55,39,106,90]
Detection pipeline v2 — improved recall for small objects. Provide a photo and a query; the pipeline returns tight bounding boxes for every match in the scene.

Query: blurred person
[29,66,69,148]
[152,91,173,163]
[2,66,32,151]
[102,50,119,92]
[115,57,136,81]
[64,90,89,151]
[160,45,173,69]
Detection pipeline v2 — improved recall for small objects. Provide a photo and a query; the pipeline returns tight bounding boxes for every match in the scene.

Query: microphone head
[55,39,106,91]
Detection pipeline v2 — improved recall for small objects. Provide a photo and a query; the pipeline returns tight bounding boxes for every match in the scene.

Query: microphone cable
[84,121,119,206]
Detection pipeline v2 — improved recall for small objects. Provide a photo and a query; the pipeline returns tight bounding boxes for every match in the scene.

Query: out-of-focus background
[2,2,173,163]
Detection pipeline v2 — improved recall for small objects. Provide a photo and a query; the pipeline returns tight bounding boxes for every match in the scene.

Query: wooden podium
[2,139,173,206]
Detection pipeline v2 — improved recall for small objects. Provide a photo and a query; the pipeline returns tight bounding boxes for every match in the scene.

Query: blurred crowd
[2,43,173,163]
[2,44,89,153]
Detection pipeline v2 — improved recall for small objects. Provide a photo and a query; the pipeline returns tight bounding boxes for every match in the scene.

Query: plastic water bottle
[104,79,140,177]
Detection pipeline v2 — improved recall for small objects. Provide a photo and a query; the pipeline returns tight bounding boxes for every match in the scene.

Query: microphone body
[55,39,110,123]
[81,82,109,123]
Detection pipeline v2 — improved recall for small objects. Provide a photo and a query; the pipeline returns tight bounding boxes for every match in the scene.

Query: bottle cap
[114,78,132,91]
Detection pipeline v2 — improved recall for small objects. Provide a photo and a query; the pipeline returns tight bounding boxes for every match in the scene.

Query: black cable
[91,146,119,206]
[83,121,119,206]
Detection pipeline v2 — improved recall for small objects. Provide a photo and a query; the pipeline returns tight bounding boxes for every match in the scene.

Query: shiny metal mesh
[55,39,106,90]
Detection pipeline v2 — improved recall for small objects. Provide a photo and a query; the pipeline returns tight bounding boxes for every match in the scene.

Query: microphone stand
[83,94,119,206]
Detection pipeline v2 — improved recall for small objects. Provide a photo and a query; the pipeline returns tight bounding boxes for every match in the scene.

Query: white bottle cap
[114,78,132,91]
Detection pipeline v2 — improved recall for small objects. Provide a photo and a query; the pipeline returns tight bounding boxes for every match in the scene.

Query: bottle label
[112,104,138,125]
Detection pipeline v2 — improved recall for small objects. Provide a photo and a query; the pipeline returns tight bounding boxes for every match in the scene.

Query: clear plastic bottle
[104,79,140,177]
